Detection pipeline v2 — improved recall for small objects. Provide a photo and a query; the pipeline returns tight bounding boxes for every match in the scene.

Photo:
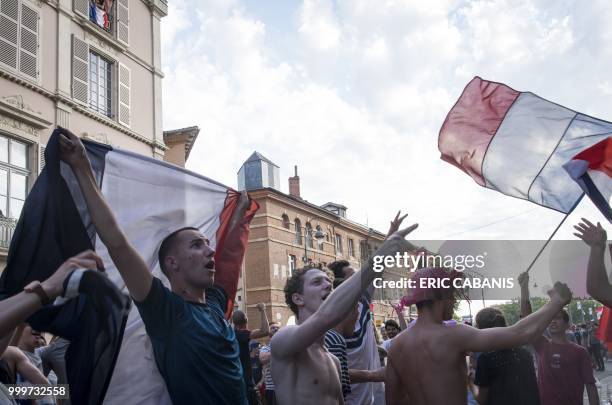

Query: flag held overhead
[439,76,612,213]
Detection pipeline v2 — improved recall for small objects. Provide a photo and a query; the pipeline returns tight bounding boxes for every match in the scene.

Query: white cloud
[162,0,610,242]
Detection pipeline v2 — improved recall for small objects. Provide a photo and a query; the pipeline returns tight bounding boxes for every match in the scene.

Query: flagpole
[525,194,585,274]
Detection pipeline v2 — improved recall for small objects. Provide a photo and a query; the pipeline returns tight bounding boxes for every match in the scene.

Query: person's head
[384,319,401,339]
[269,322,280,337]
[158,227,216,290]
[328,260,355,280]
[548,309,570,335]
[405,267,462,321]
[18,324,43,352]
[284,267,332,321]
[475,307,507,329]
[249,341,260,358]
[232,309,248,329]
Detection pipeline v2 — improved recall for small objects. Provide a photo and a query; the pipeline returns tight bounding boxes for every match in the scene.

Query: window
[237,295,242,302]
[0,135,28,219]
[73,0,129,46]
[0,0,39,81]
[288,255,296,272]
[348,238,355,257]
[335,234,343,254]
[89,51,112,117]
[305,222,313,248]
[282,214,290,229]
[294,218,302,245]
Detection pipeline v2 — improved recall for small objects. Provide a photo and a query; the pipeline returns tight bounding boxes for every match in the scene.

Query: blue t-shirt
[135,277,247,405]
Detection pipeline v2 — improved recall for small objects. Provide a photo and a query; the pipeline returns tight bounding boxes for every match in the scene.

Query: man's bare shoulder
[270,325,300,358]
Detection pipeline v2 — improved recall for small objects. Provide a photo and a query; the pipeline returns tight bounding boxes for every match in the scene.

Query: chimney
[289,165,300,198]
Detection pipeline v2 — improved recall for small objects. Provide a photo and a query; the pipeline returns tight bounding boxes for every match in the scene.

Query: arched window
[282,214,290,229]
[294,218,302,245]
[305,222,313,248]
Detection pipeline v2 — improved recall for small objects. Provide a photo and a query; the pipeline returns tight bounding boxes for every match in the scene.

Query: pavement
[586,359,612,404]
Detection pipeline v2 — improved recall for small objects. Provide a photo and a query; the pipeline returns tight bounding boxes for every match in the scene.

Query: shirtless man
[386,267,572,405]
[271,223,418,405]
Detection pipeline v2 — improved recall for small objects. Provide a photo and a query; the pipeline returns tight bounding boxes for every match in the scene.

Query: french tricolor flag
[439,77,611,213]
[1,129,258,404]
[563,137,611,222]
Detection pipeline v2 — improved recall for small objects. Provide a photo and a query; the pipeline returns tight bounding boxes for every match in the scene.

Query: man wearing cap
[385,266,573,405]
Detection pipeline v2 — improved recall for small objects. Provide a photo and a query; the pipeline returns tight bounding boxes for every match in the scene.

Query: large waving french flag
[563,137,611,221]
[3,129,258,404]
[439,77,611,213]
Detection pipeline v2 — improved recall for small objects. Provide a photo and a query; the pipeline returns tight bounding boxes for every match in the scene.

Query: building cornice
[0,69,167,150]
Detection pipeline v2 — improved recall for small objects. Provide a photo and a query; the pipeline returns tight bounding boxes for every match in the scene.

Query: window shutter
[73,0,88,19]
[0,0,19,70]
[71,35,89,105]
[39,144,45,172]
[118,62,130,127]
[116,0,129,46]
[19,2,38,80]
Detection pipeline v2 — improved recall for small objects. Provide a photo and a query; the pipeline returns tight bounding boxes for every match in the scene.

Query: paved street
[586,359,612,404]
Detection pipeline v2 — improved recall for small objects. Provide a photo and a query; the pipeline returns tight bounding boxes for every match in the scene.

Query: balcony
[0,217,16,251]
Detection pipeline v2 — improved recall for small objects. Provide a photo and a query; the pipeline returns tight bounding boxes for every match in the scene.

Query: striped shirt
[324,329,351,400]
[260,345,275,391]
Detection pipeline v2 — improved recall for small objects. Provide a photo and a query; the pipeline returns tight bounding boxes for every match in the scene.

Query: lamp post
[302,225,326,267]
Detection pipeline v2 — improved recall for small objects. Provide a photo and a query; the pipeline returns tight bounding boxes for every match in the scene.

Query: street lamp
[302,225,326,266]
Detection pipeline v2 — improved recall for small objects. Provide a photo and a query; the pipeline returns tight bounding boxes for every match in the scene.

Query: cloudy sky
[160,0,611,242]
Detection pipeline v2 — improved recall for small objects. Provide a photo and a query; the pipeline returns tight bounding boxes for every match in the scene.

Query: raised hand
[376,223,419,259]
[547,281,572,307]
[256,302,266,311]
[57,126,89,168]
[40,250,105,299]
[574,218,607,248]
[386,211,409,238]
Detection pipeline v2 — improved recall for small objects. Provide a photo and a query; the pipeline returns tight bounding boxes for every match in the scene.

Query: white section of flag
[95,149,230,405]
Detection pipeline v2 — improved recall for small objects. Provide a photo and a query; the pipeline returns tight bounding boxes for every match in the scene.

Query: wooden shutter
[118,62,130,127]
[39,144,45,172]
[0,0,19,70]
[116,0,129,46]
[19,2,38,80]
[71,35,89,105]
[73,0,88,19]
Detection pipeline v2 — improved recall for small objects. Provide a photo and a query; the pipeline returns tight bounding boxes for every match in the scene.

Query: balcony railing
[0,217,17,250]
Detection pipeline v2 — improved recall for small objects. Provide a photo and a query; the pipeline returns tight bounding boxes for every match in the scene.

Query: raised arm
[0,251,103,345]
[394,303,408,330]
[456,282,572,353]
[272,224,418,358]
[250,303,270,339]
[58,128,152,301]
[574,219,612,307]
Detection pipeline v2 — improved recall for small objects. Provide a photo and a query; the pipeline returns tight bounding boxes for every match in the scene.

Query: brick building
[237,152,404,328]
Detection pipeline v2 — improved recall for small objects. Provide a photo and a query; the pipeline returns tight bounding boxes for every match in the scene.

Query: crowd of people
[0,127,610,405]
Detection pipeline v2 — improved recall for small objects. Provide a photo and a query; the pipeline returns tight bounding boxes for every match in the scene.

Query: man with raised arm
[58,128,253,405]
[270,223,418,405]
[385,267,573,405]
[574,218,612,307]
[520,271,599,405]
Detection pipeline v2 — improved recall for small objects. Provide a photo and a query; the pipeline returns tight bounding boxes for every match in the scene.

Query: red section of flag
[596,307,612,349]
[214,190,259,318]
[573,137,612,177]
[438,77,520,186]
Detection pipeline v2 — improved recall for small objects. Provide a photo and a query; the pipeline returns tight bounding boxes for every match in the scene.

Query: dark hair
[158,227,200,276]
[284,267,320,316]
[232,309,247,326]
[559,309,570,324]
[328,260,350,280]
[416,300,434,310]
[384,320,400,329]
[332,277,345,289]
[475,307,507,329]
